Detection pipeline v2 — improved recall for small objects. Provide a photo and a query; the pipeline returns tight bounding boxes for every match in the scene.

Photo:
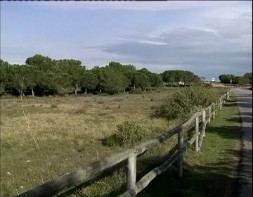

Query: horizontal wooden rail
[17,90,231,197]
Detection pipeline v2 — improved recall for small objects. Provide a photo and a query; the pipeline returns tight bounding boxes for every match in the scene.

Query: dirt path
[232,88,252,197]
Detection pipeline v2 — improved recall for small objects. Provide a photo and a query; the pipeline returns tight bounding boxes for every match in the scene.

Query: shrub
[154,86,220,121]
[103,121,149,147]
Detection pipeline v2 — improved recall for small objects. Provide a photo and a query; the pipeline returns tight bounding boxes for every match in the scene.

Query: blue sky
[1,1,252,80]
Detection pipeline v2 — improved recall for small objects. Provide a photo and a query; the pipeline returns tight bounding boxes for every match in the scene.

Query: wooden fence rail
[17,90,231,197]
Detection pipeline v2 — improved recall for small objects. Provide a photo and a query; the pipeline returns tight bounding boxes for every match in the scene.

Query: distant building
[211,78,215,82]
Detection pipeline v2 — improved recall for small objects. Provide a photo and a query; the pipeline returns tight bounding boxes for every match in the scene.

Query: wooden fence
[17,90,231,197]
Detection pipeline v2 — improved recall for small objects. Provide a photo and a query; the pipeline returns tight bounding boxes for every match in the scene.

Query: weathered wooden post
[127,154,137,195]
[198,110,206,150]
[195,116,199,152]
[212,103,216,120]
[178,128,183,178]
[208,106,211,123]
[202,110,206,137]
[227,90,230,99]
[219,97,222,109]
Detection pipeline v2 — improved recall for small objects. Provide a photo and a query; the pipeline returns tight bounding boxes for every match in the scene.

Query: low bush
[103,121,149,147]
[154,86,220,121]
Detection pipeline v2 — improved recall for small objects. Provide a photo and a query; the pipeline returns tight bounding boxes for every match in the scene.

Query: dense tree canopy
[3,54,249,97]
[81,70,99,93]
[100,66,129,94]
[219,73,252,85]
[161,70,200,86]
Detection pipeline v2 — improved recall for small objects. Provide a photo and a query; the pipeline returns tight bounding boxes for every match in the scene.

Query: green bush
[103,121,149,147]
[154,86,220,121]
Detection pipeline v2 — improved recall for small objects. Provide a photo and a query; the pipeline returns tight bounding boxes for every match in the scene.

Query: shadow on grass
[138,161,239,197]
[204,125,243,140]
[227,116,252,124]
[139,146,241,197]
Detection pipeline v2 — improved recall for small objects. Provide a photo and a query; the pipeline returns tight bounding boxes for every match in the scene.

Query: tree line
[1,54,203,97]
[219,73,252,85]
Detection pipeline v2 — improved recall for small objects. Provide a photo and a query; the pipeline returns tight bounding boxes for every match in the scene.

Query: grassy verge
[139,94,241,197]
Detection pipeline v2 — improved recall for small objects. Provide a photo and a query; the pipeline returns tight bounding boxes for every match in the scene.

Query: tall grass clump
[103,121,150,147]
[154,86,220,121]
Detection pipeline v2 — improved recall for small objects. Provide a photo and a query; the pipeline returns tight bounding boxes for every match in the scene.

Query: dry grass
[1,87,179,196]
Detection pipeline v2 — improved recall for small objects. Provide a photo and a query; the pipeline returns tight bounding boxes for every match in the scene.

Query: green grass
[139,95,241,197]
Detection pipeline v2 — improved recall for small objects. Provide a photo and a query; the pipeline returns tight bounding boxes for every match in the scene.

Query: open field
[0,87,234,196]
[1,87,181,196]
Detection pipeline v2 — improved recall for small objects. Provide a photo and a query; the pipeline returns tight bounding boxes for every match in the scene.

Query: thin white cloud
[138,40,167,45]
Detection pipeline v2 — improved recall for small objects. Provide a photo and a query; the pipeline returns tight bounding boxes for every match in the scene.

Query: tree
[81,71,99,93]
[0,60,9,95]
[219,74,242,84]
[162,70,199,86]
[243,72,252,85]
[8,64,28,99]
[237,76,248,85]
[100,67,129,94]
[55,59,86,95]
[149,73,163,87]
[132,72,150,90]
[25,54,53,71]
[91,66,104,93]
[24,66,42,96]
[25,54,57,94]
[108,61,136,87]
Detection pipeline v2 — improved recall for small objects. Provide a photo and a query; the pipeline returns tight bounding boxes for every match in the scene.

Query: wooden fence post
[211,103,215,120]
[195,116,199,152]
[227,91,230,99]
[202,110,206,137]
[220,98,222,109]
[178,128,183,178]
[127,154,137,194]
[198,110,206,150]
[208,106,211,123]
